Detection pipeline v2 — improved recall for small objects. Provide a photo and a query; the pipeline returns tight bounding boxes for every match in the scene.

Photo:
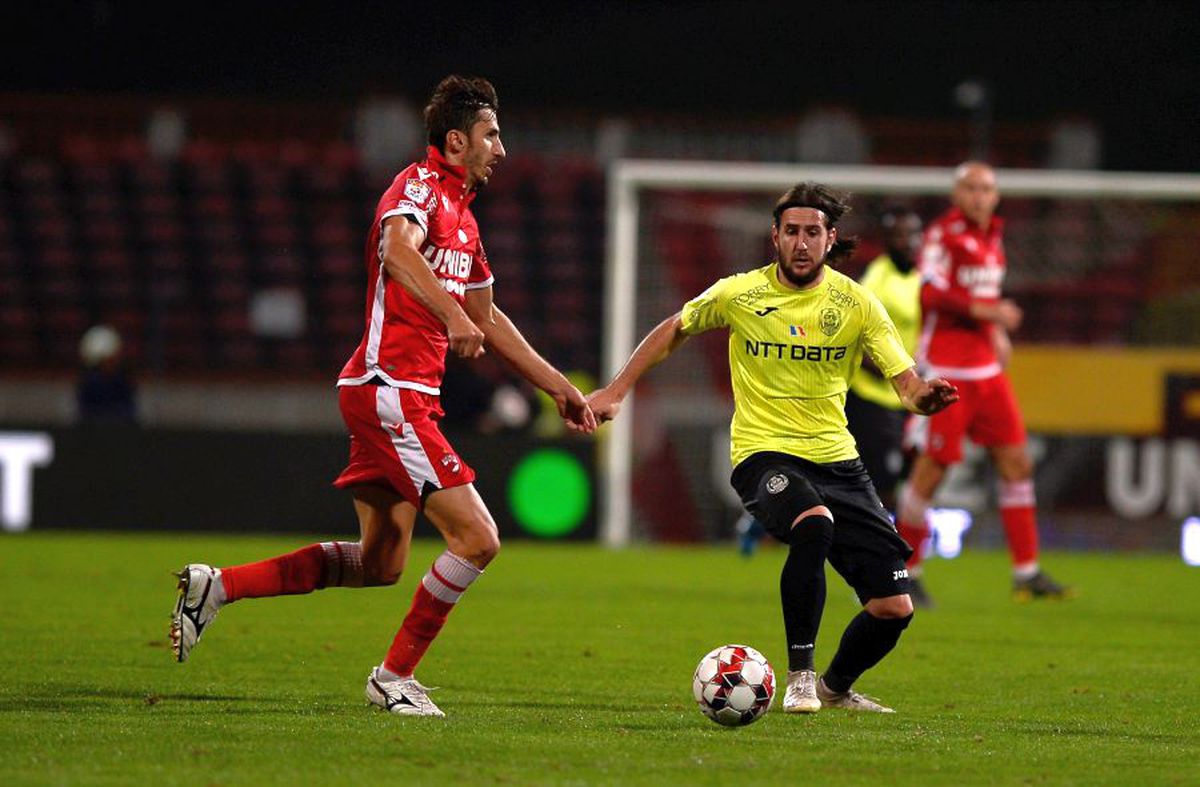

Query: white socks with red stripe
[421,550,481,604]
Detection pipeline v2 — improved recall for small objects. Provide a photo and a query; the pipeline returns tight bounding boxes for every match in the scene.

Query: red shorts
[909,372,1026,465]
[333,384,475,507]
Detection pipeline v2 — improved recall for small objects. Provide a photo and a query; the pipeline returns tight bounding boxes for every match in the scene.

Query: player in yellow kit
[589,183,957,714]
[845,208,924,514]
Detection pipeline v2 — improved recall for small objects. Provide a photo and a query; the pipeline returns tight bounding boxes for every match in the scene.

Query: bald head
[952,161,999,227]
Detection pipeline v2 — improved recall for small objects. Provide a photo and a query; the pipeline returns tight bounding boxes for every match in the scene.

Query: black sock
[823,611,913,693]
[781,514,833,672]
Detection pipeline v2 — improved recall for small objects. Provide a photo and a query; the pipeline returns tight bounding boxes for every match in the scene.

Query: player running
[170,76,595,717]
[896,162,1071,604]
[589,183,958,714]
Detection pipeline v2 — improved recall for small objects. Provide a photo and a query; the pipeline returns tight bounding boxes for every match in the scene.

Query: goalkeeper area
[602,161,1200,547]
[1,533,1197,784]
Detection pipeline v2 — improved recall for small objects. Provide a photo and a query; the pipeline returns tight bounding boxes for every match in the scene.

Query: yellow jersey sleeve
[679,278,733,335]
[849,256,922,410]
[860,289,915,381]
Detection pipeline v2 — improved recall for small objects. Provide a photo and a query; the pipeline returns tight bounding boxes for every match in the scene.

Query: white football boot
[816,676,895,713]
[170,563,224,663]
[365,667,445,717]
[783,669,821,713]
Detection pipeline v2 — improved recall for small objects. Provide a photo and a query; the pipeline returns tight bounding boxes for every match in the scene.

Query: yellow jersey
[680,263,914,467]
[847,255,922,410]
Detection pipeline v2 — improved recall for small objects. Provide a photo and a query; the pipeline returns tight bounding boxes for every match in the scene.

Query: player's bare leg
[991,444,1072,600]
[421,484,501,567]
[897,453,946,607]
[351,482,417,587]
[369,484,499,717]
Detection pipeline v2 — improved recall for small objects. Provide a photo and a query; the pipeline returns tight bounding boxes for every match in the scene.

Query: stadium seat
[317,252,357,279]
[93,277,138,309]
[213,337,260,368]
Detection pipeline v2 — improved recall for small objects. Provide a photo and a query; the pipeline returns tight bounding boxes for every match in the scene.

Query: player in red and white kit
[896,162,1070,604]
[170,76,596,716]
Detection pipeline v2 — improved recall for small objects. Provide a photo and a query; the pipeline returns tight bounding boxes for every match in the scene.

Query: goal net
[601,161,1200,547]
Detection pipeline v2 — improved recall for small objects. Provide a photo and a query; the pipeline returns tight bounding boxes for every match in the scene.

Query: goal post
[601,160,1200,548]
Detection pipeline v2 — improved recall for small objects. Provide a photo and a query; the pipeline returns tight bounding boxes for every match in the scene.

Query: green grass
[1,533,1198,786]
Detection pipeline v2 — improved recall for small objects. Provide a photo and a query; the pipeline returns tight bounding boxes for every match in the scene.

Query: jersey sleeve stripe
[925,362,1002,380]
[463,276,494,291]
[381,205,429,234]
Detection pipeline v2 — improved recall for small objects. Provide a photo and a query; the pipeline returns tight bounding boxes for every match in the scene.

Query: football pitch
[2,533,1198,786]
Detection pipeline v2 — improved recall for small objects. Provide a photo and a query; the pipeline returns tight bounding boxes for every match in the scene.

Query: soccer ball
[692,644,775,726]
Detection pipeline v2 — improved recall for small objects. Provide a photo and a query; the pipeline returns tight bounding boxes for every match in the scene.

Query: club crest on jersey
[441,453,461,474]
[404,179,431,204]
[819,308,843,336]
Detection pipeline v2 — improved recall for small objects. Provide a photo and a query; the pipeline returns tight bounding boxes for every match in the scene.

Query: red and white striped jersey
[916,207,1006,380]
[338,146,494,394]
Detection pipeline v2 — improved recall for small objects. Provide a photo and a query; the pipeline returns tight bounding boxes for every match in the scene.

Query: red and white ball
[692,644,775,726]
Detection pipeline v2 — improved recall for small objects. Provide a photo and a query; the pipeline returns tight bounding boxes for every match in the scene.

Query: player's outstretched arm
[920,279,1023,333]
[588,313,690,423]
[464,288,596,434]
[890,367,959,416]
[380,217,484,358]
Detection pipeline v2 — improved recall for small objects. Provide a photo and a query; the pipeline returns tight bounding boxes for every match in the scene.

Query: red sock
[999,480,1039,567]
[384,551,481,677]
[221,543,327,602]
[898,520,929,569]
[1000,506,1039,566]
[385,585,454,677]
[897,487,931,570]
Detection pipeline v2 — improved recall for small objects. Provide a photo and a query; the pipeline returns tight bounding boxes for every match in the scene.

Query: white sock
[1012,562,1039,581]
[212,569,228,604]
[376,664,406,682]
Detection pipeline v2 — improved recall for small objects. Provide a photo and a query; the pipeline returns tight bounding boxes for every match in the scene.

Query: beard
[778,259,825,288]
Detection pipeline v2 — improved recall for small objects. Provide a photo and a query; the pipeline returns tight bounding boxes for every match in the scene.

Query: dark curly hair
[424,75,500,152]
[772,182,859,263]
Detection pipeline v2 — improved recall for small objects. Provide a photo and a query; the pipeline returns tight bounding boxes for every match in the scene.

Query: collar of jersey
[765,262,827,296]
[425,146,476,205]
[945,206,1004,235]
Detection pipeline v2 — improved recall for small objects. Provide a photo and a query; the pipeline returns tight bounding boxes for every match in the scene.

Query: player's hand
[970,298,1023,332]
[915,378,959,415]
[587,387,623,423]
[994,299,1023,332]
[552,384,597,434]
[446,313,486,358]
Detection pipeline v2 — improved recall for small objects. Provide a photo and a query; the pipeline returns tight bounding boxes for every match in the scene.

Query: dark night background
[2,1,1197,171]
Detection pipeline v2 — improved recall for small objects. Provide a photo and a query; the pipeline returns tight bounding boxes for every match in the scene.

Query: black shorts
[731,451,914,602]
